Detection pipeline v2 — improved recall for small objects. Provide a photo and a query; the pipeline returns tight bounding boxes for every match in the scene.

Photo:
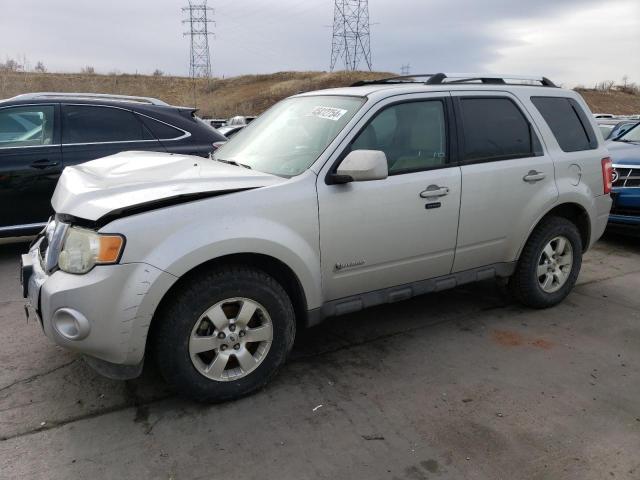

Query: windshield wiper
[215,158,252,169]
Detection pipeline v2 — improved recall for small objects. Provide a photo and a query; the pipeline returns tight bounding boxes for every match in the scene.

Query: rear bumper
[609,214,640,226]
[609,188,640,226]
[591,194,613,247]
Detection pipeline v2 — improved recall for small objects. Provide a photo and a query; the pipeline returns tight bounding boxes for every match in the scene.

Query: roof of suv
[0,91,227,143]
[296,72,572,101]
[4,92,168,105]
[0,92,195,114]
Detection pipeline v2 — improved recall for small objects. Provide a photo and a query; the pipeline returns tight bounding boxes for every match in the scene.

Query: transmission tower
[400,63,411,75]
[330,0,372,72]
[182,1,214,78]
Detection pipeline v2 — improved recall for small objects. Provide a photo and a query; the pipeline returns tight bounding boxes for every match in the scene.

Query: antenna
[330,0,372,71]
[182,1,215,78]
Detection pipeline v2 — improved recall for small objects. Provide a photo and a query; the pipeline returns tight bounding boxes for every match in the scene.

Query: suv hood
[52,151,284,223]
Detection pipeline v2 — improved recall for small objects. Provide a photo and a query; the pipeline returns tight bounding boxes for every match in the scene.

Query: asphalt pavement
[0,234,639,479]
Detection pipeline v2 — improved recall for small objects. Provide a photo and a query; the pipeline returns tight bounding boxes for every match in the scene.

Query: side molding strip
[306,262,516,327]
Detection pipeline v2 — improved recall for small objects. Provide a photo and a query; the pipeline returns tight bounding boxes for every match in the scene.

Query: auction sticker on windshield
[311,106,348,121]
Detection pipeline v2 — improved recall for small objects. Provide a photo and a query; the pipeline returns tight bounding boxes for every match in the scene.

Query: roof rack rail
[351,73,557,88]
[8,92,169,106]
[351,74,436,86]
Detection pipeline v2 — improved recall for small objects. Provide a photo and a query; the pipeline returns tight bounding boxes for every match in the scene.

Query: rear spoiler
[176,107,199,119]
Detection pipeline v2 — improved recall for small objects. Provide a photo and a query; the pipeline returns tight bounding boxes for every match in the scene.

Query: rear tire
[509,216,582,309]
[153,265,296,403]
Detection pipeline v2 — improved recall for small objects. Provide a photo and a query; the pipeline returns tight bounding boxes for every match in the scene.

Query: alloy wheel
[537,235,573,293]
[189,297,273,381]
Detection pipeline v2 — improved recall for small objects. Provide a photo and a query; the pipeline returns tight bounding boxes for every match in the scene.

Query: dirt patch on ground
[530,338,554,350]
[492,330,554,350]
[492,330,524,346]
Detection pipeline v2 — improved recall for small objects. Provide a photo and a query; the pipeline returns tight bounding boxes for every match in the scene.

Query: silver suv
[21,73,613,402]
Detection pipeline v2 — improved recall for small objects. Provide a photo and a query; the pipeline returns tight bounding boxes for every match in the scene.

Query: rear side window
[459,97,542,163]
[62,105,153,144]
[530,97,597,152]
[138,115,184,140]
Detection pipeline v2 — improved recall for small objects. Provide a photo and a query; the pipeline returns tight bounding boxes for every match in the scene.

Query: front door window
[0,106,55,148]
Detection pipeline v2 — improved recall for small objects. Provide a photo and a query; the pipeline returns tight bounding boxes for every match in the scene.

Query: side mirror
[331,150,388,184]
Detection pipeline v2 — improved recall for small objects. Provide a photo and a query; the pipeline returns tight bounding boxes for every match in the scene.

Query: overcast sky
[1,0,639,86]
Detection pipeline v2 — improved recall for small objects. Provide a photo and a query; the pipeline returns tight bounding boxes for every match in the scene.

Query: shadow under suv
[0,92,226,237]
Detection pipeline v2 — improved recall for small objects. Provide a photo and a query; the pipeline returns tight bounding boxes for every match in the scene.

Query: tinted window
[350,100,447,174]
[138,114,184,139]
[530,97,596,152]
[0,105,55,148]
[62,105,153,144]
[460,97,541,162]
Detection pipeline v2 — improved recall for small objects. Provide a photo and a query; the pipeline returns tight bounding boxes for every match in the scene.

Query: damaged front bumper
[21,227,177,378]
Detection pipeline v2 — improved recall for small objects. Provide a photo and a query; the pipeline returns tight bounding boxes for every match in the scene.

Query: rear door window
[458,97,542,163]
[530,96,597,152]
[62,105,153,144]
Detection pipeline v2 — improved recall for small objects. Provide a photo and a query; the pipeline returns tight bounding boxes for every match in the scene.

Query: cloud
[0,0,637,85]
[486,0,640,86]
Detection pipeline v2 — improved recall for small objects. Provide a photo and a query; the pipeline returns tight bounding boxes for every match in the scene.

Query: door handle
[30,159,59,169]
[523,170,545,183]
[419,185,450,198]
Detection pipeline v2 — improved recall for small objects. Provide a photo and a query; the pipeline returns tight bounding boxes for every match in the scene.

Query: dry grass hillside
[1,70,639,117]
[575,89,640,115]
[0,71,390,118]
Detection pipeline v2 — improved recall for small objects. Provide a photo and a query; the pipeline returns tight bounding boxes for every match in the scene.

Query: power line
[330,0,372,72]
[182,1,215,78]
[400,63,411,75]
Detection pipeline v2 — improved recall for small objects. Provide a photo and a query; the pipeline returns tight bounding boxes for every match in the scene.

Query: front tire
[510,216,582,309]
[153,265,296,402]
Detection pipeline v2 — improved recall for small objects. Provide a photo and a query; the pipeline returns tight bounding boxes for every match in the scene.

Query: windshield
[213,95,365,177]
[617,122,640,142]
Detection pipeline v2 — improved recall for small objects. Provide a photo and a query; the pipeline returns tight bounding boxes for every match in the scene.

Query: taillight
[601,157,613,194]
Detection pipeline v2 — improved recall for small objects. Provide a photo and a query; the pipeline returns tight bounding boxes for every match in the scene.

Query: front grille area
[613,165,640,188]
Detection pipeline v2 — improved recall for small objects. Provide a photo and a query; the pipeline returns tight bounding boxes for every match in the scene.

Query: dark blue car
[607,123,640,229]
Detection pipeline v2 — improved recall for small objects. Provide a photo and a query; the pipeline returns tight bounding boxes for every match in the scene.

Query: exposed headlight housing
[58,227,125,274]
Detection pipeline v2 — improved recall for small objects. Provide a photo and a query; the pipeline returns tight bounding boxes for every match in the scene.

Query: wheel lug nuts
[220,344,228,351]
[217,332,226,339]
[233,343,240,350]
[239,330,246,337]
[229,324,236,332]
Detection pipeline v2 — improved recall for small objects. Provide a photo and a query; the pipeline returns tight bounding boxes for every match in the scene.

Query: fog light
[52,308,91,340]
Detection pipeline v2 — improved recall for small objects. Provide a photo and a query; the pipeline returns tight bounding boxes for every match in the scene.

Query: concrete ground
[0,234,639,480]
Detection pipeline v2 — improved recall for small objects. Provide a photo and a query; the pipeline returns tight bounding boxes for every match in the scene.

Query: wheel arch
[519,202,591,258]
[147,253,310,350]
